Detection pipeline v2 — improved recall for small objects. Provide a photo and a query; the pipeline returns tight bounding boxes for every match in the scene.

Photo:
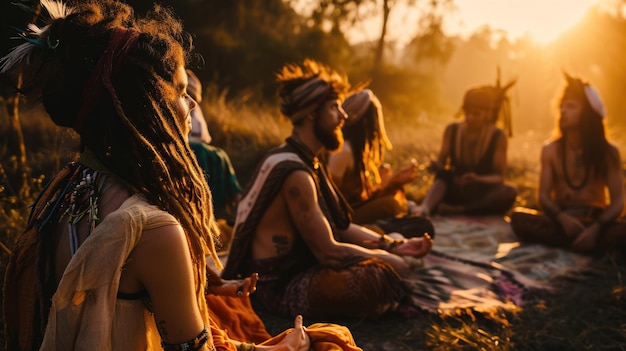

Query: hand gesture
[391,233,433,258]
[556,213,586,239]
[207,273,258,297]
[390,162,418,186]
[571,223,600,253]
[427,158,444,173]
[459,172,479,185]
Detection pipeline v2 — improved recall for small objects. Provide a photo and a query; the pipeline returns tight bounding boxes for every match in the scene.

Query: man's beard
[314,119,344,152]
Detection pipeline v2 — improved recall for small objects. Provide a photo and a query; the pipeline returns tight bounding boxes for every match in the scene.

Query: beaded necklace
[60,167,108,256]
[561,139,589,191]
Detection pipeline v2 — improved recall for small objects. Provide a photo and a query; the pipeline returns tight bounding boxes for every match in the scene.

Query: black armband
[162,327,209,351]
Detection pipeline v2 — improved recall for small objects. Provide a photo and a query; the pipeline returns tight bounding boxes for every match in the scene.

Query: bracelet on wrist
[237,342,255,351]
[377,234,406,252]
[387,239,407,253]
[378,234,391,250]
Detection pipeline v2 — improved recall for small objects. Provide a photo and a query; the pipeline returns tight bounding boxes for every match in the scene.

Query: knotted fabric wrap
[186,69,203,103]
[343,89,371,126]
[280,77,331,123]
[74,27,140,133]
[343,89,392,150]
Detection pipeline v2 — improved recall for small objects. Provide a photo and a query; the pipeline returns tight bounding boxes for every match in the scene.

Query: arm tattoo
[287,185,301,198]
[287,185,311,212]
[272,234,290,256]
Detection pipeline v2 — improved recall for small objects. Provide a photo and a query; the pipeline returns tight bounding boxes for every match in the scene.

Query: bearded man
[222,60,433,319]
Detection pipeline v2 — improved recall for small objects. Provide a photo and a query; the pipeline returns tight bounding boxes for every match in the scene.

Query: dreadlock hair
[557,74,611,179]
[460,68,516,137]
[276,58,349,125]
[7,0,222,298]
[343,96,390,198]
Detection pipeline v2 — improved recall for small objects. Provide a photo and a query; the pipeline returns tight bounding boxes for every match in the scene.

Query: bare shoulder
[607,142,623,167]
[282,169,317,199]
[328,142,353,168]
[444,122,461,135]
[541,140,559,159]
[607,142,622,158]
[136,224,189,264]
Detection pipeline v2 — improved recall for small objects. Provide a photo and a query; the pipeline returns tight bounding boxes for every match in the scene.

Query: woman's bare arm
[131,225,209,347]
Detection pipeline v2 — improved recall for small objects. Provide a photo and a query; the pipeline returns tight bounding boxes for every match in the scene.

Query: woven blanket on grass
[403,215,593,312]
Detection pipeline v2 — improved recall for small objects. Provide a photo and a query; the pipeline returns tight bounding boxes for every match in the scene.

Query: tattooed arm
[281,170,411,273]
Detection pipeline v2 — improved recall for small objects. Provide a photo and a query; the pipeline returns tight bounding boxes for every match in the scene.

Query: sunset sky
[343,0,601,46]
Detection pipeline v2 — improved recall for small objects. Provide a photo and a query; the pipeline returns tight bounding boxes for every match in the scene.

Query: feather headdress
[462,67,516,136]
[0,0,74,74]
[563,71,605,118]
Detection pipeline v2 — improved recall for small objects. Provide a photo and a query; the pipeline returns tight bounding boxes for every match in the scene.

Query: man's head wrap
[277,59,348,124]
[462,69,516,136]
[561,72,605,118]
[343,89,392,149]
[186,69,202,103]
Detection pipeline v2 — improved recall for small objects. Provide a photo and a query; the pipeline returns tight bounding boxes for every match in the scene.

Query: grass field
[1,95,625,350]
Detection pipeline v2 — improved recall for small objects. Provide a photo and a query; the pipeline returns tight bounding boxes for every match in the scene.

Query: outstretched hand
[207,273,258,297]
[390,162,418,186]
[392,233,433,258]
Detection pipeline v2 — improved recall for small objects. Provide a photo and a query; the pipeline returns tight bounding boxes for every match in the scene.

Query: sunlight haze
[345,0,600,46]
[447,0,600,44]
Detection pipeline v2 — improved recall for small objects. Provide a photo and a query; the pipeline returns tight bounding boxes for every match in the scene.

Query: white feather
[27,23,45,36]
[0,0,74,74]
[0,42,39,74]
[584,85,606,118]
[40,0,74,20]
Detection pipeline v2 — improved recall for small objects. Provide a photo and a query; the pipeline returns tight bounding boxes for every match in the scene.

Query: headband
[343,89,372,126]
[280,77,332,123]
[343,89,392,150]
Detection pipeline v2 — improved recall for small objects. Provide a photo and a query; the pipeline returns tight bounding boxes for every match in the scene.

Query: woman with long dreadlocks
[327,89,434,237]
[0,1,350,350]
[510,73,625,253]
[418,75,518,217]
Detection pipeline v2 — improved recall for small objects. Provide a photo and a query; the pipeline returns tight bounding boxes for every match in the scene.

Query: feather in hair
[40,0,74,20]
[0,0,74,73]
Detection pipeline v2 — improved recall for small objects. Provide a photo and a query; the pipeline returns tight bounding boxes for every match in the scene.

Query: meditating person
[186,69,242,225]
[327,88,434,237]
[510,73,626,253]
[222,59,433,320]
[1,1,357,350]
[419,76,518,217]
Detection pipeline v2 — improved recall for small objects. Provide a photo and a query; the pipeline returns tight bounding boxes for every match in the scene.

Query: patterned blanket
[403,215,593,312]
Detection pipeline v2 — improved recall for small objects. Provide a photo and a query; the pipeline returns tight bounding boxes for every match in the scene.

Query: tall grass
[198,83,552,210]
[1,92,625,350]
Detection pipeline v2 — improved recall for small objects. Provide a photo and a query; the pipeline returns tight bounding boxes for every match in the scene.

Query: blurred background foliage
[1,0,626,238]
[2,0,626,129]
[1,2,626,348]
